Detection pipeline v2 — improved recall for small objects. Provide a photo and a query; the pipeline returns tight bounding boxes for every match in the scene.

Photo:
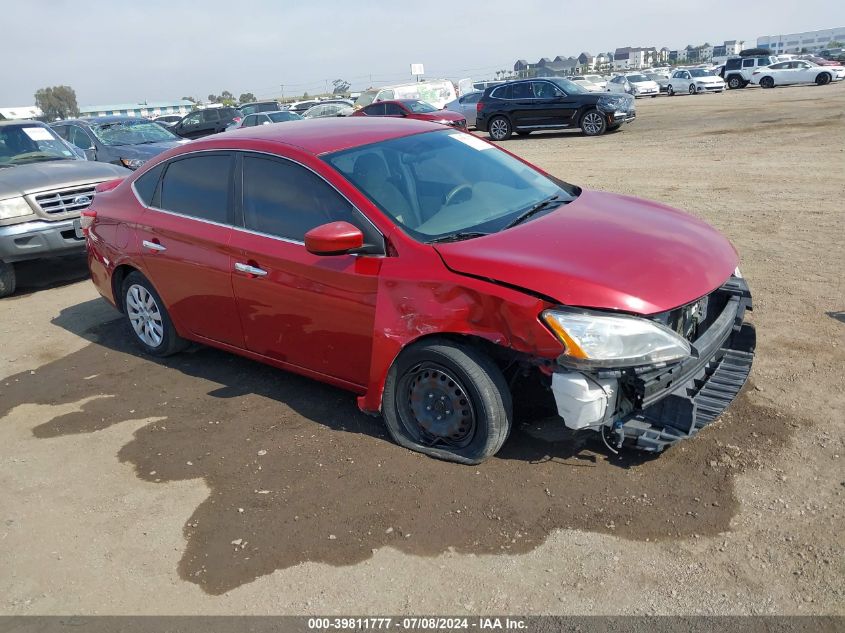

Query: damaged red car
[83,118,754,464]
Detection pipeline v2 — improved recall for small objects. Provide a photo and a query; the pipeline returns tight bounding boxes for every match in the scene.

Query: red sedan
[83,118,754,464]
[352,99,467,128]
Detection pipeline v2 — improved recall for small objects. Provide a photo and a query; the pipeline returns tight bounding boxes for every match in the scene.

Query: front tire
[487,116,512,141]
[816,72,831,86]
[667,84,675,96]
[382,340,512,464]
[121,271,188,357]
[0,261,16,298]
[580,109,607,136]
[727,75,743,89]
[688,84,696,95]
[760,76,775,89]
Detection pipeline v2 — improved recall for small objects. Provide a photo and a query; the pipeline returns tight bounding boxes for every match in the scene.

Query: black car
[169,107,242,139]
[52,117,184,170]
[475,78,636,140]
[238,101,281,115]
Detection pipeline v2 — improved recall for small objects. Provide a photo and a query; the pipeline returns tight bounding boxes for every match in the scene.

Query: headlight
[542,309,691,369]
[0,197,34,220]
[120,157,147,170]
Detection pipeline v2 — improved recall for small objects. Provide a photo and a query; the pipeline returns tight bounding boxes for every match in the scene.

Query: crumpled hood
[0,160,129,199]
[434,189,738,315]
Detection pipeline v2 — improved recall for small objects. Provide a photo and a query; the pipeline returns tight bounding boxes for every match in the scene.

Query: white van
[354,80,457,110]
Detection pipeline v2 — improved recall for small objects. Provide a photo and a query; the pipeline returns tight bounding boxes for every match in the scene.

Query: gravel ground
[0,83,842,615]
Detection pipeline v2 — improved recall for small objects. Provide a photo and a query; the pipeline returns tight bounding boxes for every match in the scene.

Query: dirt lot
[1,84,843,614]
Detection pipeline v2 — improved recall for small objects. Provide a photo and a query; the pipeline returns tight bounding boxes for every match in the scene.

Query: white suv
[722,56,778,89]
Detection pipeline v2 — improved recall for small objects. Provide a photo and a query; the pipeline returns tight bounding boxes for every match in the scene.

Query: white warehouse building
[757,27,845,53]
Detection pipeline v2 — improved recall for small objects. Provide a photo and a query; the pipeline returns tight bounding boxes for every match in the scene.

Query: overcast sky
[4,0,844,106]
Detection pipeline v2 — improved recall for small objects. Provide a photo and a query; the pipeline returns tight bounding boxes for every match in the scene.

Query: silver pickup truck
[0,121,129,297]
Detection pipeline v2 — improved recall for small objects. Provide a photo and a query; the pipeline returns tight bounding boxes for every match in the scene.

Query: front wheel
[760,76,775,89]
[816,72,831,86]
[727,76,743,89]
[382,340,512,464]
[121,271,188,357]
[667,84,675,96]
[487,116,512,141]
[0,261,16,298]
[688,84,696,95]
[580,109,607,136]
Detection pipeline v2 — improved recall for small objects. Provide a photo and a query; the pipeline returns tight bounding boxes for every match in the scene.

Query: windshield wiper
[427,231,490,244]
[504,194,566,229]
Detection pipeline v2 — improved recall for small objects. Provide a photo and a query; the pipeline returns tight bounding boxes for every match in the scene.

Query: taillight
[233,116,242,122]
[476,101,483,113]
[79,210,96,233]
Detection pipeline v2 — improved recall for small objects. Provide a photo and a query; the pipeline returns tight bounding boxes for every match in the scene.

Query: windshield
[689,69,714,77]
[90,119,178,146]
[0,124,77,167]
[267,111,302,122]
[354,89,380,108]
[626,74,649,83]
[404,100,438,113]
[323,129,578,242]
[547,77,588,94]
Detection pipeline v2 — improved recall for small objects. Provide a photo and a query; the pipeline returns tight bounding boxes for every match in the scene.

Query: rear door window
[133,162,166,206]
[384,103,404,115]
[363,103,386,116]
[159,153,233,224]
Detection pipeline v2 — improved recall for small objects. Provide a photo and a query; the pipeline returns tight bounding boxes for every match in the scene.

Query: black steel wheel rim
[397,362,477,448]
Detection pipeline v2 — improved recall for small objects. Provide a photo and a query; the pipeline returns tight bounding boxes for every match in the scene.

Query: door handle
[142,240,166,252]
[234,262,268,277]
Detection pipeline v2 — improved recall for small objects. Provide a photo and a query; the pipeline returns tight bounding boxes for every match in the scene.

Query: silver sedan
[443,91,482,128]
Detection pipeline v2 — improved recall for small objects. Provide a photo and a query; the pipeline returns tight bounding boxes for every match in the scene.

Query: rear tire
[580,109,607,136]
[688,84,696,95]
[816,72,831,86]
[382,339,512,464]
[488,116,512,141]
[667,84,675,96]
[0,261,16,298]
[760,76,775,89]
[727,75,743,89]
[121,271,188,357]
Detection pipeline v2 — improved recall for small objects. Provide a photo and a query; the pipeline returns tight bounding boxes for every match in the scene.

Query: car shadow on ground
[0,298,794,594]
[4,255,89,299]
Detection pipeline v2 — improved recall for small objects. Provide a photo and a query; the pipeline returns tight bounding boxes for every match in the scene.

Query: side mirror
[304,221,364,256]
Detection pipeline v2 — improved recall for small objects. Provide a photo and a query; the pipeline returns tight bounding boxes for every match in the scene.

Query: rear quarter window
[490,84,511,99]
[133,162,165,206]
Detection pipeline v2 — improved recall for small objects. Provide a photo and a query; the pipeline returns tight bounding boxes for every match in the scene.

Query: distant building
[758,27,845,53]
[612,46,657,70]
[0,106,42,121]
[78,100,194,118]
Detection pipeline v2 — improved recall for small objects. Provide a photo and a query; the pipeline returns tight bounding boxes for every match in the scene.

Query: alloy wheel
[582,112,604,135]
[489,118,509,140]
[126,284,164,348]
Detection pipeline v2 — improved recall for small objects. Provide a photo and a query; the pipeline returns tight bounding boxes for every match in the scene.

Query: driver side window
[69,126,94,150]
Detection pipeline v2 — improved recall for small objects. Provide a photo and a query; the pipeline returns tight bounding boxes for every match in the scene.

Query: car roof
[196,117,445,155]
[0,120,47,128]
[58,116,149,125]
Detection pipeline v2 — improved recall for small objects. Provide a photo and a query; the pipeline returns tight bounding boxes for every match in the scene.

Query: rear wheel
[816,72,831,86]
[0,261,16,298]
[382,340,512,464]
[580,109,607,136]
[760,76,775,89]
[688,84,696,95]
[121,271,188,357]
[488,116,512,141]
[727,75,743,89]
[667,84,675,96]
